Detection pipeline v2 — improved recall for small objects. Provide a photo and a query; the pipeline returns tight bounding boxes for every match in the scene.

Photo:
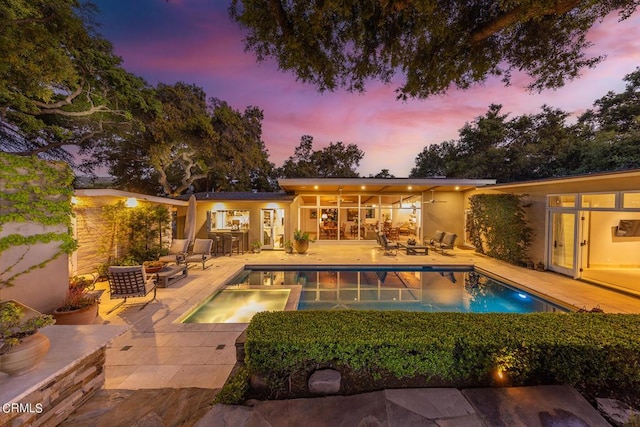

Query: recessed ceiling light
[408,186,412,190]
[314,185,319,190]
[455,186,460,191]
[361,185,365,190]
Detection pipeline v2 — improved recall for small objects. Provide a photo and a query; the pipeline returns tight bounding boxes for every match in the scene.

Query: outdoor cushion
[192,238,212,254]
[169,239,189,254]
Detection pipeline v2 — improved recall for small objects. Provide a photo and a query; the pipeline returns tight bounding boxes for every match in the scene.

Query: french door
[548,211,578,277]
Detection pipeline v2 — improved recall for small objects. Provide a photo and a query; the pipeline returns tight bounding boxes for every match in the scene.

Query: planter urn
[294,240,309,254]
[0,331,51,376]
[52,303,99,325]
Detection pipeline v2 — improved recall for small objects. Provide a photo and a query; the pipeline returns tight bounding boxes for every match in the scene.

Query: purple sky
[92,0,640,177]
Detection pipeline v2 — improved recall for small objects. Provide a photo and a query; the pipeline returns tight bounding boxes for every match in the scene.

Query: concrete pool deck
[94,243,640,391]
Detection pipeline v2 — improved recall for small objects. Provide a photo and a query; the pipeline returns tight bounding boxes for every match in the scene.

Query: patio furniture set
[375,230,457,256]
[105,237,222,312]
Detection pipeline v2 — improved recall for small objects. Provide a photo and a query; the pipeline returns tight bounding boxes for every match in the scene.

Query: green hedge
[242,311,640,399]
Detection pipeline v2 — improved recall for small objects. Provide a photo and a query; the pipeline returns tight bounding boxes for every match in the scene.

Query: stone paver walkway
[198,386,610,427]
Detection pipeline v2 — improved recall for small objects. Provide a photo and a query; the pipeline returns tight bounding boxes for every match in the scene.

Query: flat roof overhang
[486,169,640,193]
[278,178,496,193]
[73,189,189,206]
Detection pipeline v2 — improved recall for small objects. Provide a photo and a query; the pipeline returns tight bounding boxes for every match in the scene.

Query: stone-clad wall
[73,199,114,276]
[0,348,105,426]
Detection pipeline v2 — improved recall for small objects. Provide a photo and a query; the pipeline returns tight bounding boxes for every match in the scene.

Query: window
[548,195,575,208]
[622,192,640,209]
[581,193,615,209]
[210,210,249,230]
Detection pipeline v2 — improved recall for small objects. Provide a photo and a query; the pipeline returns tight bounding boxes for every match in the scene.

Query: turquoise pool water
[182,266,569,323]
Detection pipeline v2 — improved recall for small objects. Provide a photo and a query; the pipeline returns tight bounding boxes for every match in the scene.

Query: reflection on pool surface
[182,289,291,323]
[183,266,569,323]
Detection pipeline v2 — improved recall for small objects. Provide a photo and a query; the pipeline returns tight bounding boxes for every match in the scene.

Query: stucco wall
[0,222,68,313]
[421,191,465,245]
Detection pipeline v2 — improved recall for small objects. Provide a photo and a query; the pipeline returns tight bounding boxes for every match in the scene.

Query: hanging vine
[467,193,532,266]
[0,153,77,287]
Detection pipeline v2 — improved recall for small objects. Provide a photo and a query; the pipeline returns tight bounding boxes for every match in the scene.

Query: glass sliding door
[549,211,577,276]
[261,208,285,249]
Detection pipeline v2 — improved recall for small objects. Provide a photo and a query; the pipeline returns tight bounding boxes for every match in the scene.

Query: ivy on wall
[467,193,532,265]
[0,153,77,287]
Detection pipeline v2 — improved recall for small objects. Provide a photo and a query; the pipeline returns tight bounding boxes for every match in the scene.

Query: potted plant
[283,240,294,254]
[293,229,315,254]
[1,300,55,376]
[251,240,262,253]
[52,276,101,325]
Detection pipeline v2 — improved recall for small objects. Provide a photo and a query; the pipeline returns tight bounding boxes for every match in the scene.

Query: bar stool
[223,234,240,256]
[213,235,223,256]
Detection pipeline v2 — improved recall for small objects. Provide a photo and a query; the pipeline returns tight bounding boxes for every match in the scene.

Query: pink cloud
[95,2,640,177]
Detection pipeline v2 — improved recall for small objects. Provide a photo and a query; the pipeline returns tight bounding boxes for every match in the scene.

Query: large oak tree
[230,0,638,99]
[0,0,154,167]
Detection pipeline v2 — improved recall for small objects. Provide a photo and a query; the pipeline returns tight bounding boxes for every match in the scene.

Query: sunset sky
[92,1,640,177]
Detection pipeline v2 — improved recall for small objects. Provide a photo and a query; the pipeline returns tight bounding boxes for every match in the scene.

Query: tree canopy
[0,0,155,166]
[410,68,640,182]
[278,135,364,178]
[96,83,276,196]
[230,0,638,99]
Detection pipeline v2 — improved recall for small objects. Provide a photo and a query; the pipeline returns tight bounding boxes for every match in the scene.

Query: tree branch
[33,80,85,110]
[269,0,293,38]
[471,0,580,43]
[32,104,113,117]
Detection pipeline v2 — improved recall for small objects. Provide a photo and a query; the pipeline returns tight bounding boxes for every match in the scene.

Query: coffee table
[155,264,188,288]
[403,244,429,255]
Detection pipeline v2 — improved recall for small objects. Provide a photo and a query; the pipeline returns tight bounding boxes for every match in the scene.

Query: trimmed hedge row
[243,311,640,399]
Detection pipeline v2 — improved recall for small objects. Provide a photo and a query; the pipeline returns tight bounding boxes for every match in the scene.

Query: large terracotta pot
[0,331,51,376]
[52,303,98,325]
[294,240,309,254]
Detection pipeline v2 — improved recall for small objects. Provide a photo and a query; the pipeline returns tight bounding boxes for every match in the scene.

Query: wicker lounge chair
[425,230,446,248]
[436,232,457,254]
[379,232,399,256]
[184,238,214,269]
[159,238,190,264]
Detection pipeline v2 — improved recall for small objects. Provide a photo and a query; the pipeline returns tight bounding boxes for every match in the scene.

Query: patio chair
[184,238,214,269]
[379,232,399,256]
[424,230,446,248]
[106,265,157,313]
[159,238,190,264]
[436,232,457,255]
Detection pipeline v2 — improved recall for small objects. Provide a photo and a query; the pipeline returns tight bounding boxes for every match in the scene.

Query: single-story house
[71,170,640,297]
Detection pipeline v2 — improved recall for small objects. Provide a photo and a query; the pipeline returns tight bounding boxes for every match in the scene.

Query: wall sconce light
[125,197,138,208]
[70,196,78,205]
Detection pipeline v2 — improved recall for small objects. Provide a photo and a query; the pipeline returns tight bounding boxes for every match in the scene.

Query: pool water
[182,289,291,323]
[182,266,569,323]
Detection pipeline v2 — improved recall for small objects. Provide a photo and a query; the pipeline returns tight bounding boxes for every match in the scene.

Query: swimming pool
[182,266,570,323]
